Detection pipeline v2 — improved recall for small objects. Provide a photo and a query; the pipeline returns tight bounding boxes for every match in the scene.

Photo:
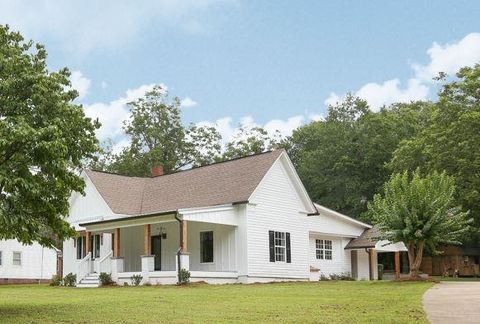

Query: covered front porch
[77,209,239,285]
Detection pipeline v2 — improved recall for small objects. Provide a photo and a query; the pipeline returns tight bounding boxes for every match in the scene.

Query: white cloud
[197,114,312,147]
[325,78,429,111]
[413,33,480,81]
[326,33,480,111]
[70,71,91,100]
[83,83,156,140]
[264,115,304,136]
[181,97,198,108]
[0,0,236,55]
[309,113,324,121]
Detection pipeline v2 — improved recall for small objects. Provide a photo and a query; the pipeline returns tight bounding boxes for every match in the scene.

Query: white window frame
[274,231,286,262]
[315,239,333,260]
[12,251,22,266]
[200,230,214,264]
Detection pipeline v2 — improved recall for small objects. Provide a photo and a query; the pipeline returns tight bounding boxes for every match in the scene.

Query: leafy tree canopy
[390,64,480,237]
[366,170,472,277]
[103,86,222,176]
[0,25,99,247]
[286,94,429,219]
[222,126,282,160]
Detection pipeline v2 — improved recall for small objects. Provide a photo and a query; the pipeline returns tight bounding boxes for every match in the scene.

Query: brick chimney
[151,165,164,177]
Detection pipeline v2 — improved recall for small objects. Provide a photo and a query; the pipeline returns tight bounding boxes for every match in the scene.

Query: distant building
[0,239,58,284]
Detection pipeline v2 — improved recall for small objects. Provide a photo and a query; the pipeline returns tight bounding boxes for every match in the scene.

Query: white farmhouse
[0,239,58,284]
[63,150,406,287]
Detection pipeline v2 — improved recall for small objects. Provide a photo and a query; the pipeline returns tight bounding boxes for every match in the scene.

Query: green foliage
[103,85,222,176]
[328,272,354,281]
[390,64,480,239]
[63,273,77,287]
[49,274,63,286]
[99,272,114,286]
[367,170,472,277]
[178,268,191,284]
[0,25,99,246]
[130,274,143,286]
[222,126,282,160]
[287,94,428,219]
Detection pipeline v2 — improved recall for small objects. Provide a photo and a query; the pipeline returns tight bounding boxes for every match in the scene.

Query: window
[200,231,214,263]
[274,232,286,262]
[315,239,333,260]
[76,236,85,260]
[0,251,2,266]
[12,251,21,266]
[269,231,291,263]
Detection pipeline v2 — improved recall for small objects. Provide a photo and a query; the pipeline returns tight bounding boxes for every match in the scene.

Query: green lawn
[0,281,432,323]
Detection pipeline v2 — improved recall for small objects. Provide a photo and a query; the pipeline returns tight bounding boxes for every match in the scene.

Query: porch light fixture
[159,226,167,239]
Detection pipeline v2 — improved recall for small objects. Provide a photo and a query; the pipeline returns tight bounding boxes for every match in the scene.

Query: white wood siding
[188,222,236,272]
[309,235,352,277]
[247,159,310,279]
[67,173,114,227]
[357,249,371,280]
[0,239,57,280]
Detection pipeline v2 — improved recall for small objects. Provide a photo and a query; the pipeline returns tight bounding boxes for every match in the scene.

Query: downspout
[174,212,182,283]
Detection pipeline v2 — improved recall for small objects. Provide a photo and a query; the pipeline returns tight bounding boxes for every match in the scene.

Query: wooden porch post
[85,231,92,255]
[113,228,121,257]
[144,224,151,255]
[395,251,401,280]
[180,220,188,252]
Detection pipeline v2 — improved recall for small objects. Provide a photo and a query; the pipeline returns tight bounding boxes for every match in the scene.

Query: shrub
[319,274,330,281]
[49,274,62,286]
[329,272,354,281]
[144,281,152,286]
[178,268,190,284]
[131,274,143,286]
[63,273,77,287]
[123,282,129,286]
[99,272,114,286]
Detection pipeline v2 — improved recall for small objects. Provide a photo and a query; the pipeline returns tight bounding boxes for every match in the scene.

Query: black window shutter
[269,231,275,262]
[286,232,291,263]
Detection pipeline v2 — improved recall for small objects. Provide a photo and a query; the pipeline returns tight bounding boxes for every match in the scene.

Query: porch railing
[77,252,92,283]
[96,250,113,274]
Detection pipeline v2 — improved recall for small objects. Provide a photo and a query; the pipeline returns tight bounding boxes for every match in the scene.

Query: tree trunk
[407,241,425,278]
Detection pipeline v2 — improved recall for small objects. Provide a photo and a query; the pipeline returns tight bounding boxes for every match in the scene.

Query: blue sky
[1,1,480,150]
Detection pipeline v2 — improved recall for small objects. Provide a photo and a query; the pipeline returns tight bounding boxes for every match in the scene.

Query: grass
[0,281,433,323]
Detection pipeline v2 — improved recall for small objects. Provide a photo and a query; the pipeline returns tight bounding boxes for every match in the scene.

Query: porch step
[77,273,100,288]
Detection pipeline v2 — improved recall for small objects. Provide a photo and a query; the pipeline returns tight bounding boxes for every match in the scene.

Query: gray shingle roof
[344,227,383,250]
[86,150,284,216]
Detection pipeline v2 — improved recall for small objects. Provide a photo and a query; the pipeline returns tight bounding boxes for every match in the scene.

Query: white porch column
[141,255,155,283]
[111,257,124,282]
[177,253,190,271]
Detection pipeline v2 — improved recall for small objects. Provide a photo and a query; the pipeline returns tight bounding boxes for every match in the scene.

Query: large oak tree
[0,25,99,247]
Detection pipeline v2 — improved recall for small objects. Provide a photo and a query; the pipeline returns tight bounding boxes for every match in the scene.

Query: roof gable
[85,150,283,216]
[248,151,317,214]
